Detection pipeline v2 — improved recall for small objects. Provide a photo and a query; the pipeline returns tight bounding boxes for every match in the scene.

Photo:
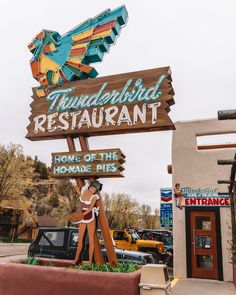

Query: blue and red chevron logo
[160,188,172,202]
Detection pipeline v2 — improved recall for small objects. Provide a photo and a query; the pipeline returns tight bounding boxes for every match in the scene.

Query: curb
[171,278,179,288]
[0,252,27,258]
[0,243,30,246]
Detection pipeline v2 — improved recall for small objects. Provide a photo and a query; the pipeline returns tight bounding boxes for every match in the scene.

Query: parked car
[110,229,167,263]
[138,229,173,267]
[28,227,154,265]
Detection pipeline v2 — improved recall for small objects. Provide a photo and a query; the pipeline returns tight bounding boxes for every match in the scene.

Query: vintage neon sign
[46,76,166,112]
[27,67,175,140]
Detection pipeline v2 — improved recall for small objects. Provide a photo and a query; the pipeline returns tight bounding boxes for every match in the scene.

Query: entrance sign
[26,67,175,140]
[176,187,231,207]
[52,149,125,178]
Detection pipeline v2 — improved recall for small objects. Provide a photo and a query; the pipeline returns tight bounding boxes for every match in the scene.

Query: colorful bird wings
[28,6,128,97]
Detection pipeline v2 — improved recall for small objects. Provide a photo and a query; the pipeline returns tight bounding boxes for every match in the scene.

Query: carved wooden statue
[70,180,103,265]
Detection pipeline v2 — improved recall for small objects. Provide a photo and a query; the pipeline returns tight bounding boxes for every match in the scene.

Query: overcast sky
[0,0,235,209]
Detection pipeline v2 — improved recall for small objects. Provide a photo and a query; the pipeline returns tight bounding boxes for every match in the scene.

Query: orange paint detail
[28,42,35,51]
[59,69,67,83]
[94,21,115,34]
[69,48,87,56]
[30,61,41,78]
[92,28,112,39]
[66,62,93,73]
[72,36,91,45]
[39,76,49,86]
[44,45,51,53]
[36,31,45,40]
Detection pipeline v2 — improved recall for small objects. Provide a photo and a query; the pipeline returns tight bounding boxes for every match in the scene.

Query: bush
[20,260,139,273]
[33,157,49,179]
[0,237,32,243]
[74,262,139,273]
[21,257,39,265]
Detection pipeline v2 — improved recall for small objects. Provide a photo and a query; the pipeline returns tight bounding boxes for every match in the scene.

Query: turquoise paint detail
[61,65,74,80]
[86,46,104,62]
[29,6,128,90]
[46,74,166,113]
[47,38,72,66]
[66,6,127,37]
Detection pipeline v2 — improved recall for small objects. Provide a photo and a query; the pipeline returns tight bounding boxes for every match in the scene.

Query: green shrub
[0,237,32,243]
[21,257,39,265]
[74,262,139,273]
[20,259,138,273]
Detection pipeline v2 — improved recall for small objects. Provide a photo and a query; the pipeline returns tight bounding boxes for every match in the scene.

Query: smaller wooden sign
[51,148,125,178]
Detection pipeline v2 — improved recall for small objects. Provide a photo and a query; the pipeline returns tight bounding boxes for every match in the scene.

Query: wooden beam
[96,199,118,267]
[78,135,89,151]
[198,143,236,150]
[66,136,76,151]
[66,137,84,193]
[217,159,236,165]
[167,164,172,174]
[218,109,236,120]
[229,154,236,193]
[217,180,232,184]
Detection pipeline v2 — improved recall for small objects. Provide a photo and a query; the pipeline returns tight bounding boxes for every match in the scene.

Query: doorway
[186,208,223,280]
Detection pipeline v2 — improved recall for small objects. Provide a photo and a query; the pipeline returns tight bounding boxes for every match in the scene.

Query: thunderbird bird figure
[28,6,128,97]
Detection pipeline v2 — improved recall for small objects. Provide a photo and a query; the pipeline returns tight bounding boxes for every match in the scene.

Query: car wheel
[148,252,160,264]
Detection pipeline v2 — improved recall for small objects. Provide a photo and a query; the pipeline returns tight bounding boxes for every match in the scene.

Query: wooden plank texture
[26,67,175,140]
[51,148,125,178]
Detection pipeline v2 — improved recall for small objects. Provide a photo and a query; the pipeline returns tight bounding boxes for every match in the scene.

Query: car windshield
[39,231,65,247]
[70,232,78,246]
[131,232,140,240]
[163,234,173,245]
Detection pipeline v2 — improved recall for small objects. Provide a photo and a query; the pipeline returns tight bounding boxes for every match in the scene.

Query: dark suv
[28,227,154,265]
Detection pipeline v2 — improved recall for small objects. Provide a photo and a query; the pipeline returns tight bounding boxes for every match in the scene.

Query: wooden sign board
[51,148,125,178]
[26,67,175,141]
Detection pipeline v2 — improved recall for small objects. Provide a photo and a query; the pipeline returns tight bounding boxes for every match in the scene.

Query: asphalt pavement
[0,243,29,257]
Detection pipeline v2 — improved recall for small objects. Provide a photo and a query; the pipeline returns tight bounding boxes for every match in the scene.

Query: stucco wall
[172,118,235,281]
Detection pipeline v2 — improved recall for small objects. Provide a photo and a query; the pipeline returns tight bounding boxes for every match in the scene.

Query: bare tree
[0,144,33,202]
[56,179,81,213]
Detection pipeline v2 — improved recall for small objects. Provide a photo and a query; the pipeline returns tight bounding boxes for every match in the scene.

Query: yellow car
[110,229,165,263]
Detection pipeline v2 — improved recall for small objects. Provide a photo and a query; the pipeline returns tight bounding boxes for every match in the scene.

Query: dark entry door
[190,211,218,279]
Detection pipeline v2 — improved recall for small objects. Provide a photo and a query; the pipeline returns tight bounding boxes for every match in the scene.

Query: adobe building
[171,118,235,281]
[0,195,37,240]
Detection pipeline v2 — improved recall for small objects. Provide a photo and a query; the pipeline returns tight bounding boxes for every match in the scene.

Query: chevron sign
[160,188,172,203]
